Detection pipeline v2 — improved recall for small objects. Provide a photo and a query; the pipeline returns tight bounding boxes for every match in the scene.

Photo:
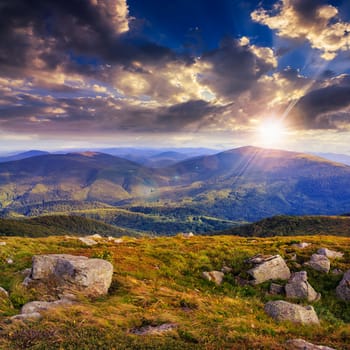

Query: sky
[1,0,350,153]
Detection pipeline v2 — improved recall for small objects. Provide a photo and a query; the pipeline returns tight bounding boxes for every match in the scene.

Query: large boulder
[317,248,343,259]
[336,269,350,301]
[247,255,291,284]
[264,300,319,324]
[305,254,330,273]
[202,271,224,285]
[27,254,113,297]
[286,339,335,350]
[285,271,320,302]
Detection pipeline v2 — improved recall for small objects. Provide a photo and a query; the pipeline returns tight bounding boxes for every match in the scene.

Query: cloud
[251,0,350,60]
[291,74,350,129]
[199,37,277,99]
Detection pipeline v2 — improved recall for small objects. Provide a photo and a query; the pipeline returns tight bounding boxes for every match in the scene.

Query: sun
[258,120,285,146]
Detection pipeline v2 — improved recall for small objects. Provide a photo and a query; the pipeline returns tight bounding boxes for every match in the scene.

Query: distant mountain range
[313,152,350,166]
[0,150,49,163]
[1,146,350,233]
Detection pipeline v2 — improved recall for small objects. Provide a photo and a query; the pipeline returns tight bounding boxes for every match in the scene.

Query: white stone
[247,255,291,284]
[265,300,319,324]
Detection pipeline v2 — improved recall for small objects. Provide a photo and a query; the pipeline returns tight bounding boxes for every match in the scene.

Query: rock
[286,338,336,350]
[6,258,13,264]
[27,254,113,297]
[336,269,350,301]
[292,242,310,249]
[331,268,343,275]
[285,271,320,302]
[269,283,284,295]
[21,268,32,276]
[183,232,194,237]
[264,300,319,324]
[114,238,123,244]
[21,298,74,315]
[131,323,178,335]
[317,248,343,259]
[221,265,233,273]
[11,312,42,321]
[0,287,9,298]
[88,234,103,239]
[289,254,297,261]
[305,254,330,273]
[0,241,6,246]
[247,254,291,284]
[202,271,224,285]
[78,237,97,246]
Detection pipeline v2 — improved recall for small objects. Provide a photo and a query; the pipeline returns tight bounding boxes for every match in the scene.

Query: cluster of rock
[202,245,348,330]
[10,254,113,320]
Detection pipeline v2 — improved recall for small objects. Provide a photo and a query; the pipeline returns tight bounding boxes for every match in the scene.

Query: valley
[1,146,350,235]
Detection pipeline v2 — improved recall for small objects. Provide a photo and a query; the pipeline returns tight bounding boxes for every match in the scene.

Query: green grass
[0,234,349,349]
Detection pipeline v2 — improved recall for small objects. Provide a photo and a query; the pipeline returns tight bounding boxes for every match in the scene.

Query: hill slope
[0,234,349,349]
[218,214,350,237]
[0,215,141,237]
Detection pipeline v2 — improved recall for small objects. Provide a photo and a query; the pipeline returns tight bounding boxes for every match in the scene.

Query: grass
[0,234,349,349]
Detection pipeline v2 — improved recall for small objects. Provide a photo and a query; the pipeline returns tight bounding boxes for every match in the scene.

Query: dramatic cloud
[200,37,277,99]
[291,74,350,129]
[252,0,350,60]
[0,0,349,152]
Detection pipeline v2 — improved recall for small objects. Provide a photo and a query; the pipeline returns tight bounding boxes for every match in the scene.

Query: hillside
[0,215,142,237]
[1,146,350,228]
[219,215,350,237]
[0,234,349,349]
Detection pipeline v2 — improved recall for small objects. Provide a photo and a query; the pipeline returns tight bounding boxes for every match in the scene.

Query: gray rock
[305,254,330,273]
[88,234,102,239]
[202,271,224,285]
[264,300,319,324]
[317,248,343,259]
[331,268,343,275]
[336,269,350,301]
[6,258,13,264]
[286,338,335,350]
[285,271,320,302]
[21,298,74,314]
[221,265,233,274]
[28,254,113,297]
[78,237,97,246]
[21,268,32,276]
[131,323,178,335]
[247,255,291,284]
[0,287,9,298]
[292,242,310,249]
[269,283,284,295]
[182,232,194,238]
[11,312,42,321]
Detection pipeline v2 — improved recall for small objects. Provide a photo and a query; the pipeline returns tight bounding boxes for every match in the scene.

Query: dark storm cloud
[0,0,176,77]
[0,90,228,134]
[200,38,276,97]
[292,76,350,129]
[155,100,229,131]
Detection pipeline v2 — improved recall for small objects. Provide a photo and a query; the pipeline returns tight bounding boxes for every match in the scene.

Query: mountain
[1,146,350,229]
[0,150,49,163]
[0,152,163,207]
[217,214,350,237]
[313,152,350,166]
